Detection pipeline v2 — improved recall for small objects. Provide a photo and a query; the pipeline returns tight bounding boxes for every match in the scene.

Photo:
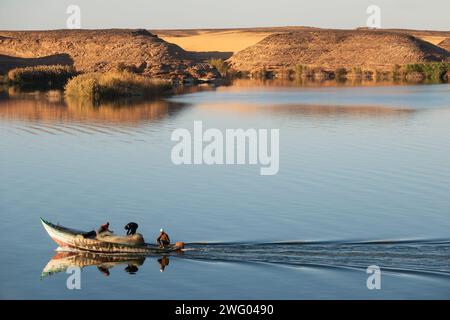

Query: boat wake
[181,238,450,277]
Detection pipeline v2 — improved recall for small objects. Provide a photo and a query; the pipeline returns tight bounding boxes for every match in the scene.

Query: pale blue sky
[0,0,448,30]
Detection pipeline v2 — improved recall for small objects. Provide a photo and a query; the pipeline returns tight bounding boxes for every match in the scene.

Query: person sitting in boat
[124,222,138,236]
[97,222,111,234]
[96,221,145,245]
[157,228,170,248]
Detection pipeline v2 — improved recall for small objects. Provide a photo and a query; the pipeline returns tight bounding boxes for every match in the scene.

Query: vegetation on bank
[64,71,172,103]
[199,60,450,83]
[404,62,450,80]
[208,59,229,76]
[207,58,243,79]
[246,62,450,82]
[3,61,449,94]
[7,65,78,87]
[0,75,7,85]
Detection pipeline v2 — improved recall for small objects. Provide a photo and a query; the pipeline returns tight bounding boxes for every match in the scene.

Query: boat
[40,218,184,254]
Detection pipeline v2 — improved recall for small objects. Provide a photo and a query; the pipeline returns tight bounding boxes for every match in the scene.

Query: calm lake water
[0,80,450,299]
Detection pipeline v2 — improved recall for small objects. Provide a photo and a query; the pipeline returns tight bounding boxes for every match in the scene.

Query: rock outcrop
[0,29,220,82]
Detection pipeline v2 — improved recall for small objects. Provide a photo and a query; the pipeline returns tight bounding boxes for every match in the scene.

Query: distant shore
[0,27,449,95]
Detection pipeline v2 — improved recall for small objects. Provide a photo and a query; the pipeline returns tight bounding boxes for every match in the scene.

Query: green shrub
[115,62,143,73]
[278,68,293,80]
[405,64,423,74]
[65,71,172,102]
[208,59,231,77]
[352,67,363,77]
[252,67,273,79]
[375,70,390,81]
[234,70,250,79]
[294,64,306,78]
[405,62,450,80]
[7,65,77,86]
[312,68,333,80]
[363,70,374,79]
[335,67,348,79]
[392,64,402,79]
[0,74,7,84]
[294,64,317,79]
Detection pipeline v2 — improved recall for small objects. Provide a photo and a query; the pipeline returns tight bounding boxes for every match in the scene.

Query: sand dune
[160,30,273,53]
[154,27,450,54]
[438,38,450,51]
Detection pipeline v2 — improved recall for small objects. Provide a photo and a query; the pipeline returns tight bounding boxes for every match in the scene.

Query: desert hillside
[0,29,218,81]
[228,30,450,74]
[154,27,450,54]
[385,29,450,46]
[1,27,449,81]
[438,38,450,51]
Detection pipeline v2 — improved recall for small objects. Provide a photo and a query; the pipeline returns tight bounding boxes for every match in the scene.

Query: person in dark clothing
[124,222,139,235]
[157,228,170,248]
[82,230,97,239]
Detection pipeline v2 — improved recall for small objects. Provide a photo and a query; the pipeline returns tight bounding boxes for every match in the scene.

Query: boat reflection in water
[41,251,173,279]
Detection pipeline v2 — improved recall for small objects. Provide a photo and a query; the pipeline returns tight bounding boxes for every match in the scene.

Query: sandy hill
[358,28,450,46]
[0,29,218,80]
[153,27,450,54]
[438,38,450,51]
[1,28,449,80]
[154,26,318,53]
[228,30,450,74]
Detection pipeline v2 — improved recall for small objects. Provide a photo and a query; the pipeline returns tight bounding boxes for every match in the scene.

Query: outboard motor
[175,241,185,249]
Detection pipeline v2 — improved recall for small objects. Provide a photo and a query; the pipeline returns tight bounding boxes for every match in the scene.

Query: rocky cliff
[0,29,219,81]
